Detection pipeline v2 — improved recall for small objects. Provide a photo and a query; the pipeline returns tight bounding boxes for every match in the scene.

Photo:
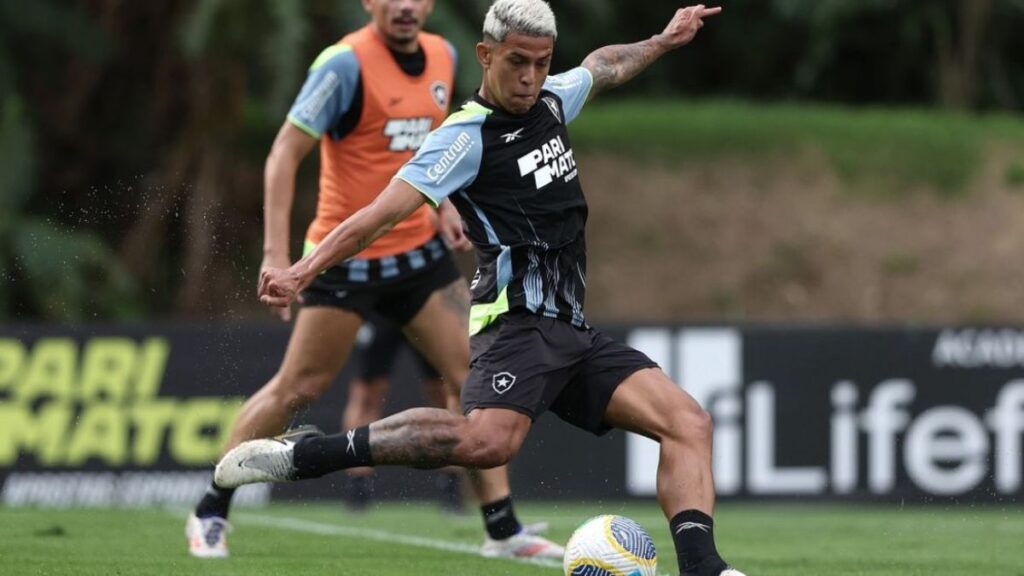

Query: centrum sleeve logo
[517,135,577,189]
[426,131,474,183]
[383,117,434,151]
[297,71,340,123]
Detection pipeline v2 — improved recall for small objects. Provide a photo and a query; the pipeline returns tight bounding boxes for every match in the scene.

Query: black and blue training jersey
[396,67,595,334]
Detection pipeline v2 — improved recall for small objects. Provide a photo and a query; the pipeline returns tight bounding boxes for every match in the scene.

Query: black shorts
[462,312,658,435]
[354,318,438,381]
[300,237,461,326]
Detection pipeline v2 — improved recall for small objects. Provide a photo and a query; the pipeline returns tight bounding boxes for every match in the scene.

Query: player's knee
[463,430,519,469]
[674,401,713,448]
[689,404,713,444]
[659,395,712,447]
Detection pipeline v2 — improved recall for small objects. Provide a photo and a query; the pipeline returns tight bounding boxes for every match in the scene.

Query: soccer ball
[563,515,657,576]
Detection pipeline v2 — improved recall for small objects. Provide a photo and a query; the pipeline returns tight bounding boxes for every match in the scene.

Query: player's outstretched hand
[259,256,295,321]
[659,4,721,49]
[258,266,304,310]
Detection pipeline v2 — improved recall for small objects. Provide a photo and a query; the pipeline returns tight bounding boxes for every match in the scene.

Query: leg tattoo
[368,408,464,468]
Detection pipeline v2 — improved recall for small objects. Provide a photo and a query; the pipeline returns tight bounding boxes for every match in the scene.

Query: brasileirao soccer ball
[563,515,657,576]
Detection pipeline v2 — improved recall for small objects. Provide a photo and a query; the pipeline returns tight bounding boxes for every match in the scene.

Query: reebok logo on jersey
[492,372,517,395]
[517,135,577,189]
[426,131,474,183]
[501,128,525,143]
[384,117,433,151]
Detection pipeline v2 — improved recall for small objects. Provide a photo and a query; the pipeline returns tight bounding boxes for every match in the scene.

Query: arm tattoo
[582,37,666,98]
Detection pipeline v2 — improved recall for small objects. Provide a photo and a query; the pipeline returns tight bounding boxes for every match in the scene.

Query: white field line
[230,511,565,570]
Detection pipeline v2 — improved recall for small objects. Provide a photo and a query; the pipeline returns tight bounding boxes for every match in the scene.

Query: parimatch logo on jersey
[517,135,577,189]
[384,117,433,152]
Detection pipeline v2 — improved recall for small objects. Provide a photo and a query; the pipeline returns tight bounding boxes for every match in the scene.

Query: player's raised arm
[258,180,426,308]
[582,4,720,101]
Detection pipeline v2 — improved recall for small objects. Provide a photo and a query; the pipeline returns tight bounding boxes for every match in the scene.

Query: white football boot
[215,426,322,489]
[185,513,231,558]
[480,526,565,559]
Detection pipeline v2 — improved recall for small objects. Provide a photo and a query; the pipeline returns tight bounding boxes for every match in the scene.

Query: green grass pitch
[1,501,1022,575]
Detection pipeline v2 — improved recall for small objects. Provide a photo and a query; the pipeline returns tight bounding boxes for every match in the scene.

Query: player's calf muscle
[367,407,515,469]
[368,408,464,468]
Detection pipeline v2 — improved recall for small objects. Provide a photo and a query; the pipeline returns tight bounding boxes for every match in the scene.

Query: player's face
[478,33,554,115]
[363,0,434,49]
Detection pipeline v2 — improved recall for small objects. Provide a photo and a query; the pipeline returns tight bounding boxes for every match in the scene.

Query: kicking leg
[218,406,530,478]
[604,368,742,576]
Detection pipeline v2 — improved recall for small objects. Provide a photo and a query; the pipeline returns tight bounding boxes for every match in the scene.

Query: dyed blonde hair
[482,0,557,42]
